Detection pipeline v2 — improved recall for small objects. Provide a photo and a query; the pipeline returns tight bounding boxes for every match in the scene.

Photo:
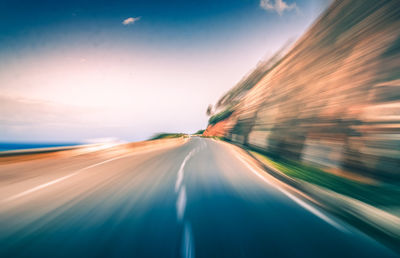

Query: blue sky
[0,0,330,142]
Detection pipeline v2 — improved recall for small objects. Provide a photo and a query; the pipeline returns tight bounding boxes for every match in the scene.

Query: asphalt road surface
[0,137,397,257]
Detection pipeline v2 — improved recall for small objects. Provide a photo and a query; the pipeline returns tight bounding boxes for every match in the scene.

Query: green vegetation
[201,135,224,140]
[251,151,400,208]
[208,109,233,125]
[194,129,205,135]
[150,133,187,140]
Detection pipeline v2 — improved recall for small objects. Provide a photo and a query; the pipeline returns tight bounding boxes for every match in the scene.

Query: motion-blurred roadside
[204,0,400,247]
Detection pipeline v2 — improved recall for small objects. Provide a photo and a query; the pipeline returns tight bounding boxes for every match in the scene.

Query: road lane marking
[200,140,207,149]
[176,186,187,221]
[175,149,196,192]
[233,152,348,233]
[3,141,188,204]
[175,148,197,256]
[1,153,135,203]
[181,221,195,258]
[278,188,348,232]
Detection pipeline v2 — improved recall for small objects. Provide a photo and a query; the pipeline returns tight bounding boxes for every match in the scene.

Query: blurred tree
[206,104,214,116]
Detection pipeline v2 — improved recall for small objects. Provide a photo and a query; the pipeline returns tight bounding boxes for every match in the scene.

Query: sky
[0,0,330,143]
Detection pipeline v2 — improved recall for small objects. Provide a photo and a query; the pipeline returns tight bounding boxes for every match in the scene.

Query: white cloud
[122,17,141,25]
[260,0,298,15]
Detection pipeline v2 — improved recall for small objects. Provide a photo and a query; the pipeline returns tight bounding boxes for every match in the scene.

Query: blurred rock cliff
[204,0,400,181]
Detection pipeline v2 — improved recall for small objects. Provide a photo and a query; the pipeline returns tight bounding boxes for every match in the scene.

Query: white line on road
[175,149,196,256]
[279,188,348,232]
[175,149,196,192]
[234,152,348,233]
[201,140,207,149]
[181,221,195,258]
[1,153,134,203]
[177,186,187,221]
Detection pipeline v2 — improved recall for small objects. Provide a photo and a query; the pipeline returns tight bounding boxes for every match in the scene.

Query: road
[0,137,397,257]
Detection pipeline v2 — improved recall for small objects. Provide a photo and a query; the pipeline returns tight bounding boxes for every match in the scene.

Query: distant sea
[0,142,81,152]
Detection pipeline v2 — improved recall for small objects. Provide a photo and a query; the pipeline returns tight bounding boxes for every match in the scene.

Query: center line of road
[233,151,348,233]
[1,153,134,203]
[175,149,196,192]
[181,221,195,258]
[176,186,187,221]
[175,148,197,221]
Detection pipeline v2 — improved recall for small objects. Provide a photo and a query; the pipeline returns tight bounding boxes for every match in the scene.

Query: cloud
[260,0,298,15]
[122,17,141,25]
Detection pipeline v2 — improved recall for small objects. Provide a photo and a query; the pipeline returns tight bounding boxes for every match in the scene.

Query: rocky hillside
[205,0,400,181]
